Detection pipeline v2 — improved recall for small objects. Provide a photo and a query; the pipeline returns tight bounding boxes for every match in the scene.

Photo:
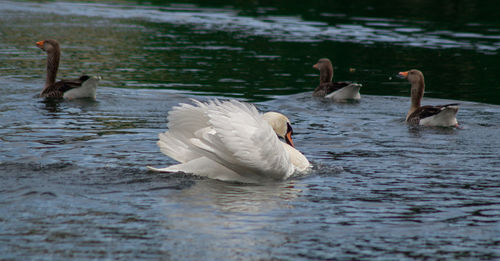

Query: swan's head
[263,112,295,147]
[36,39,60,53]
[398,69,424,85]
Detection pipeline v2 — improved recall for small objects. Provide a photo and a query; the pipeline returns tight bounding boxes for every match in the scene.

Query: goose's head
[313,58,334,83]
[36,39,60,53]
[313,58,333,69]
[398,69,424,85]
[263,112,295,147]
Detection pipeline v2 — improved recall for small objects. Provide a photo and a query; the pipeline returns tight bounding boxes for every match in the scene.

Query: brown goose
[398,69,458,127]
[36,39,100,99]
[312,58,361,101]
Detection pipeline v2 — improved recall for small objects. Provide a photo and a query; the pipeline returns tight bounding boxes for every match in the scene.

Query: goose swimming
[398,69,459,127]
[313,58,361,101]
[36,39,100,99]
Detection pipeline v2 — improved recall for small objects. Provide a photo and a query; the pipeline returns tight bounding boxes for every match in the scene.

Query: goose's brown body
[313,58,361,100]
[399,69,459,127]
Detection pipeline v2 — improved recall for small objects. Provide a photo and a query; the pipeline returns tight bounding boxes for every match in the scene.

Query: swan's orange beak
[285,122,295,148]
[285,131,294,148]
[313,63,319,69]
[398,71,409,78]
[36,40,44,49]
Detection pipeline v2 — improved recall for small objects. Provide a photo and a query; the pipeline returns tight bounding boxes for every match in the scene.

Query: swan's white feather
[284,143,310,172]
[147,157,254,183]
[157,100,214,163]
[150,99,310,183]
[203,100,293,180]
[157,132,199,163]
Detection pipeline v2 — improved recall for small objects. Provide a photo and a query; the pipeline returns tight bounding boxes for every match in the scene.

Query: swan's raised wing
[167,100,213,135]
[157,99,240,163]
[157,100,214,163]
[191,100,293,180]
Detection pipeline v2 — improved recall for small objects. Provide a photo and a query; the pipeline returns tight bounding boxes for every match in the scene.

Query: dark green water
[1,0,499,103]
[0,1,499,260]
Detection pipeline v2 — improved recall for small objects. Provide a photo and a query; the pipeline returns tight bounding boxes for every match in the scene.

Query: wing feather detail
[152,99,303,182]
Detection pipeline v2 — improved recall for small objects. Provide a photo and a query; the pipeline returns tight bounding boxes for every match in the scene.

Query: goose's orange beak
[36,40,44,48]
[398,71,409,78]
[313,63,319,69]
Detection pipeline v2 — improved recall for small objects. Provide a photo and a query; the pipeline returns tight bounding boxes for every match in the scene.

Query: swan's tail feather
[157,131,204,163]
[158,132,183,161]
[148,158,256,183]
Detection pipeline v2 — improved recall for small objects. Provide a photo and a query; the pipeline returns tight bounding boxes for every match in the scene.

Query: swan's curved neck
[319,63,333,84]
[44,48,60,89]
[407,78,425,117]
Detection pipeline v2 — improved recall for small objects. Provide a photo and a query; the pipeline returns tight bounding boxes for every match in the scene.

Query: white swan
[148,99,311,183]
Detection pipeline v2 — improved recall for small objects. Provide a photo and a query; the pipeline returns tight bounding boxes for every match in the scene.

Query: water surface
[1,0,500,103]
[0,1,499,260]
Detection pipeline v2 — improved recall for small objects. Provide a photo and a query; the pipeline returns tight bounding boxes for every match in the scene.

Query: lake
[0,0,499,260]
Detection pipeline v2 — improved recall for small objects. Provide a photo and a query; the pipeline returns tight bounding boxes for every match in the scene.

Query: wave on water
[1,1,499,54]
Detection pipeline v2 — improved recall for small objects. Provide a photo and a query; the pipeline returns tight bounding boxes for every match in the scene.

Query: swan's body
[36,39,100,99]
[313,58,361,101]
[399,69,459,127]
[148,99,311,183]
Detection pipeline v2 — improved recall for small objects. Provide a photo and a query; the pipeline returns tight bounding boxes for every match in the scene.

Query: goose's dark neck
[319,63,333,84]
[407,77,425,119]
[44,48,60,88]
[410,78,424,109]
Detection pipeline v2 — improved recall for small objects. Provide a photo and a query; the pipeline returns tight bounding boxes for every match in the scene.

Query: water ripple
[1,1,499,54]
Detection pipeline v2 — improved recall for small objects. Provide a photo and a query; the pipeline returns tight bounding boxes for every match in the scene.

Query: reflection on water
[155,179,305,259]
[169,179,302,213]
[1,0,500,104]
[2,1,499,53]
[0,0,500,260]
